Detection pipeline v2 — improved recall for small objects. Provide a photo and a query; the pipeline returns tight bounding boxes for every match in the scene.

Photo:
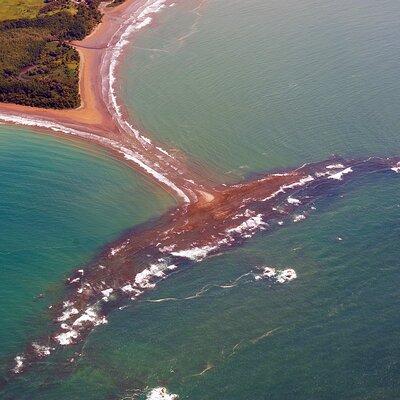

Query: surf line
[0,0,213,205]
[0,0,399,378]
[8,154,400,375]
[0,112,192,203]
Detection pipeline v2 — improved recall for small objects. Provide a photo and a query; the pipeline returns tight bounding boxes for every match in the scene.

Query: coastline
[0,0,216,205]
[9,153,400,376]
[0,0,137,132]
[0,0,400,383]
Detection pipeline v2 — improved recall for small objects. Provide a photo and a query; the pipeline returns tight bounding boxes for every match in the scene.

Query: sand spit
[10,155,400,374]
[1,0,400,382]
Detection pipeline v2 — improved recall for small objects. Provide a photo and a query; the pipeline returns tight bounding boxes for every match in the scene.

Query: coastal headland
[0,0,400,377]
[0,0,217,204]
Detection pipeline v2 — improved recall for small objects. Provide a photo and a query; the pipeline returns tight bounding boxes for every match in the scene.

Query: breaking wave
[145,387,179,400]
[0,113,190,202]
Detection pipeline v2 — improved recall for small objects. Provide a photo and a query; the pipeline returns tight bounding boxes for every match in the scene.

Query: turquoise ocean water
[2,0,400,398]
[122,0,400,180]
[0,127,173,397]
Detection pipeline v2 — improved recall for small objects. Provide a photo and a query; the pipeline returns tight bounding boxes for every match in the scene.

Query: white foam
[101,288,114,301]
[55,329,79,346]
[135,269,158,289]
[122,148,190,203]
[12,355,25,374]
[170,214,267,264]
[315,171,330,178]
[391,163,400,173]
[326,163,345,169]
[57,307,79,322]
[130,260,176,292]
[327,167,353,180]
[32,342,52,357]
[159,244,176,253]
[254,266,297,284]
[261,267,276,278]
[287,196,301,205]
[121,283,142,297]
[102,0,189,204]
[226,213,266,236]
[0,0,194,205]
[293,214,306,222]
[276,269,297,283]
[157,146,174,158]
[110,242,127,256]
[171,245,217,261]
[0,113,190,203]
[121,284,134,292]
[55,305,108,346]
[72,307,108,328]
[146,387,179,400]
[262,175,314,201]
[63,300,74,308]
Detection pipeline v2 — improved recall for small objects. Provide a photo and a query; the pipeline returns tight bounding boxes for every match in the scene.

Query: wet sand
[0,0,216,204]
[0,0,136,132]
[10,155,400,374]
[1,0,400,378]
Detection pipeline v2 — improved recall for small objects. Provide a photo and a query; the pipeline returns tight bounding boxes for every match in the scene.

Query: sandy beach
[0,0,219,205]
[2,0,400,379]
[0,0,138,133]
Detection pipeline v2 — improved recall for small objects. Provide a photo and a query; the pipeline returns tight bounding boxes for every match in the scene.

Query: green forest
[0,0,105,109]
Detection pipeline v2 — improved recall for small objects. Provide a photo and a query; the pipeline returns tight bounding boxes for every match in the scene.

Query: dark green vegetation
[107,0,126,7]
[0,0,103,109]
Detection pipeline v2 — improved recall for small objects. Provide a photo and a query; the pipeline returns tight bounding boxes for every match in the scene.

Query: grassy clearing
[0,0,44,22]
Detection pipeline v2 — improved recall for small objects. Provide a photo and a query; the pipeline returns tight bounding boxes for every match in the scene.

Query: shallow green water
[87,172,400,400]
[2,0,400,398]
[119,0,400,397]
[122,0,400,179]
[0,127,173,381]
[5,171,400,399]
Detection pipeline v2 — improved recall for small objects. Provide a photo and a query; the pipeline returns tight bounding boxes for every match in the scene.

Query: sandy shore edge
[0,0,218,205]
[0,0,140,133]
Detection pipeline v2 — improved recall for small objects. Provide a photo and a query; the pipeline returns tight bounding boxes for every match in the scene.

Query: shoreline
[10,154,400,375]
[0,0,138,131]
[2,0,400,383]
[0,0,216,205]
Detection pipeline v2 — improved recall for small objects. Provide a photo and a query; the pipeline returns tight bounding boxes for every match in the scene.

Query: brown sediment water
[0,0,216,204]
[0,0,400,376]
[9,154,400,374]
